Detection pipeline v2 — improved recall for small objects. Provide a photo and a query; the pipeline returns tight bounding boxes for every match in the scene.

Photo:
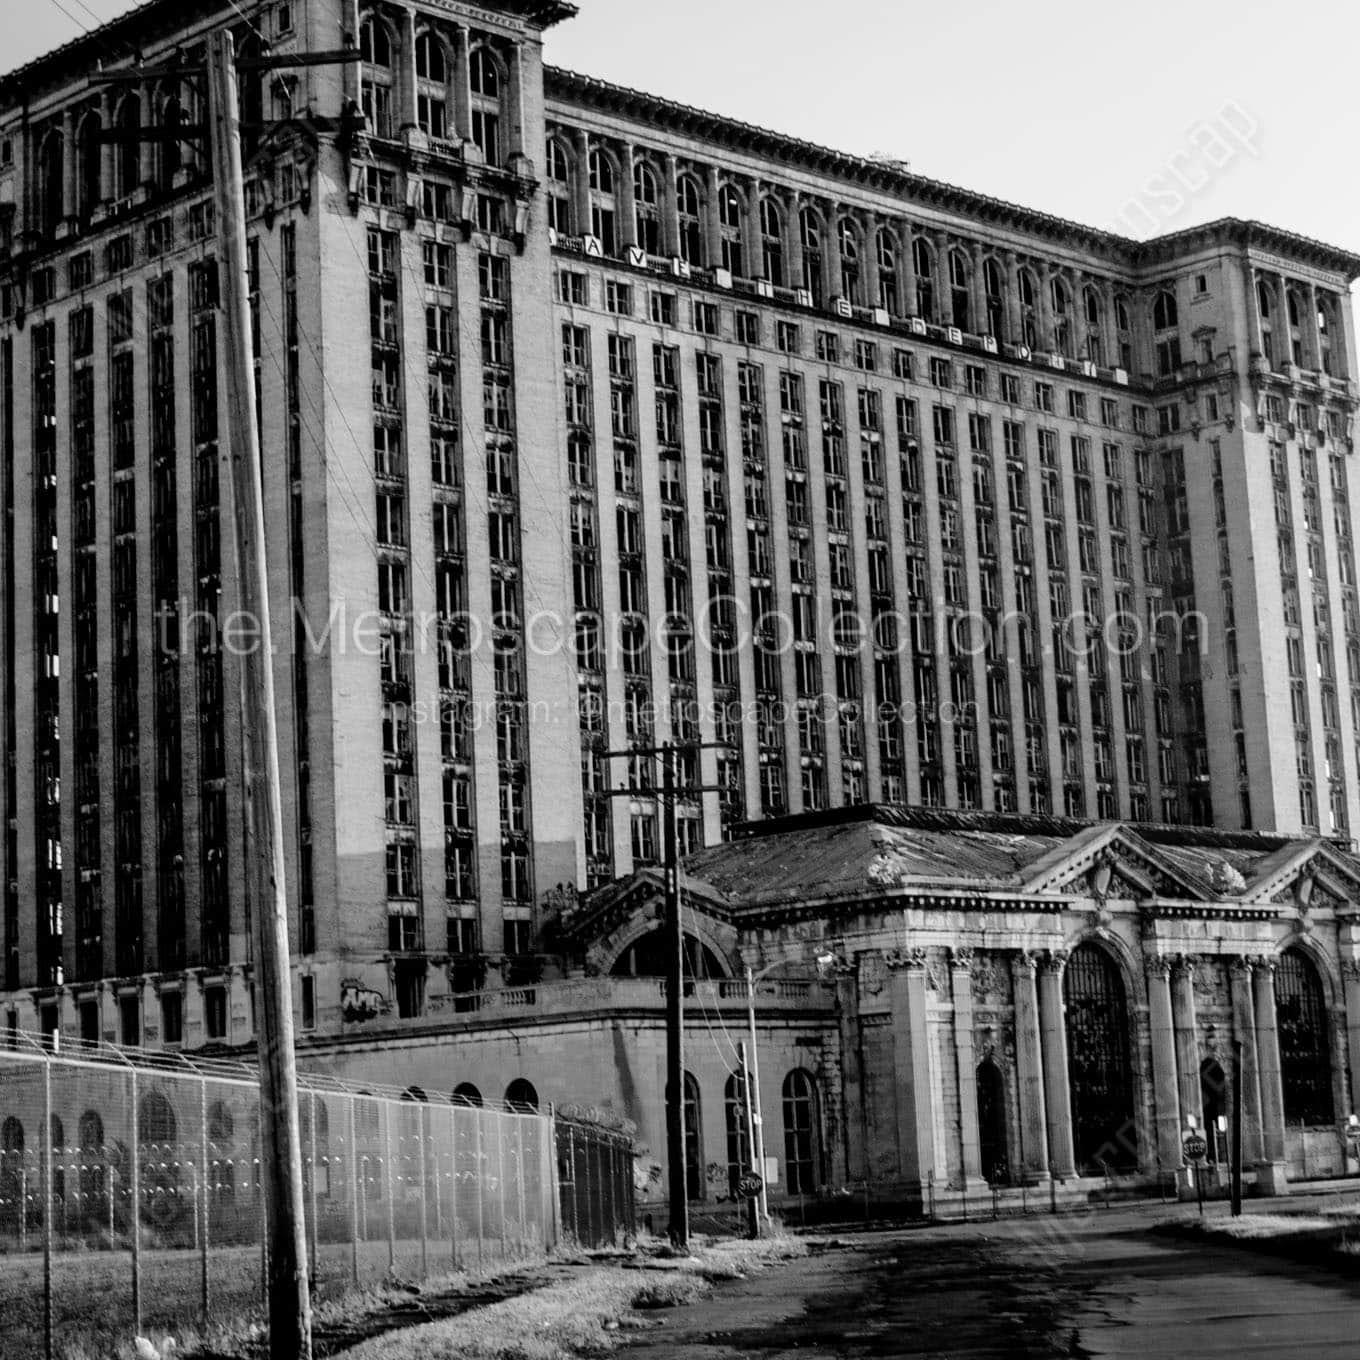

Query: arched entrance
[976,1060,1008,1184]
[1064,944,1137,1173]
[1275,949,1333,1127]
[1200,1059,1226,1165]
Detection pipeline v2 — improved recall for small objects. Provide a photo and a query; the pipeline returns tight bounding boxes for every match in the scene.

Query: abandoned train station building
[3,0,1360,1212]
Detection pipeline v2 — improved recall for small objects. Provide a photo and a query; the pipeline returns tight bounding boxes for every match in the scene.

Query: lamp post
[744,962,784,1229]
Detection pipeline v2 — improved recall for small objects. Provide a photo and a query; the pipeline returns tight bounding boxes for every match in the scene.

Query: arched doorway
[1276,949,1333,1126]
[452,1083,483,1108]
[1064,944,1137,1172]
[1200,1059,1227,1165]
[976,1060,1008,1184]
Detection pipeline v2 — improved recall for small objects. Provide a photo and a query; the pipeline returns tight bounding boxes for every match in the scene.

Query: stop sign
[1183,1132,1208,1163]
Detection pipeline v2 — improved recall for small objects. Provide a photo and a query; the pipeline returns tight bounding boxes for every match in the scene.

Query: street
[621,1206,1360,1358]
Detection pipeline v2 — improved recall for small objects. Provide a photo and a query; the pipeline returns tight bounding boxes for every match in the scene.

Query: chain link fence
[0,1031,634,1358]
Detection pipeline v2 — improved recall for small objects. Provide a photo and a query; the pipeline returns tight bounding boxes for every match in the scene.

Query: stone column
[1038,265,1056,354]
[1306,282,1321,373]
[744,175,762,281]
[61,109,76,222]
[951,948,983,1186]
[823,202,843,303]
[507,42,526,158]
[1101,279,1119,370]
[888,948,936,1193]
[1253,956,1289,1192]
[832,958,867,1182]
[1278,271,1294,364]
[704,164,723,271]
[784,189,804,291]
[1343,961,1360,1118]
[452,24,473,142]
[1003,251,1021,345]
[617,141,637,251]
[1171,956,1203,1135]
[1147,956,1183,1176]
[900,221,917,319]
[969,241,987,337]
[862,211,881,311]
[1037,950,1076,1178]
[573,128,592,242]
[100,92,117,206]
[399,7,419,132]
[932,230,951,325]
[1011,951,1050,1180]
[660,152,679,258]
[1229,956,1265,1164]
[1246,265,1266,357]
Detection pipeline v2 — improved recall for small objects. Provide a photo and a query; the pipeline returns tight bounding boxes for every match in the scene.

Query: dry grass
[341,1235,809,1360]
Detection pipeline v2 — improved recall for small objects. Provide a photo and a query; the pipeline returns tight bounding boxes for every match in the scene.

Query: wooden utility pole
[661,744,689,1250]
[207,31,312,1358]
[1231,1038,1243,1217]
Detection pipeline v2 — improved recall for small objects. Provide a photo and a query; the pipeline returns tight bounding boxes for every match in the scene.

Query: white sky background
[12,0,1360,307]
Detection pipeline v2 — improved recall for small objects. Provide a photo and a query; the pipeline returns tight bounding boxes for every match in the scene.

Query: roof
[575,805,1360,918]
[545,67,1360,280]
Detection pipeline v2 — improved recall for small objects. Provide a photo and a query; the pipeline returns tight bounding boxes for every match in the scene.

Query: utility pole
[597,739,729,1250]
[661,744,689,1250]
[737,1041,757,1239]
[207,31,311,1358]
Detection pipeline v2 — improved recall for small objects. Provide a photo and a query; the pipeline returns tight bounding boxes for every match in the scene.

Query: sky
[12,0,1360,286]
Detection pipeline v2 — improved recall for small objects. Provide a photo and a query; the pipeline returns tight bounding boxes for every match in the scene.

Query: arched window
[1083,287,1103,365]
[799,207,823,305]
[1063,944,1136,1172]
[452,1082,483,1107]
[634,161,660,256]
[719,184,745,277]
[838,217,860,306]
[415,33,448,138]
[1114,294,1132,370]
[984,258,1005,339]
[682,1072,703,1200]
[949,249,970,331]
[139,1090,176,1152]
[610,930,726,979]
[588,148,617,255]
[469,47,501,165]
[724,1072,751,1197]
[545,138,573,235]
[505,1077,538,1112]
[78,1110,105,1212]
[912,238,934,320]
[359,17,395,139]
[1276,948,1332,1126]
[677,174,704,267]
[976,1060,1007,1183]
[1318,297,1336,376]
[1152,289,1178,332]
[75,111,102,219]
[113,95,141,201]
[1257,280,1276,367]
[36,128,64,236]
[154,85,183,190]
[876,227,898,314]
[1286,289,1306,365]
[782,1070,822,1195]
[1050,277,1072,356]
[1,1116,23,1230]
[759,198,783,287]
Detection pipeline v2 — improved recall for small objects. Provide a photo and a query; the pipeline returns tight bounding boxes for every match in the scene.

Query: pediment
[1019,825,1209,902]
[1245,841,1360,911]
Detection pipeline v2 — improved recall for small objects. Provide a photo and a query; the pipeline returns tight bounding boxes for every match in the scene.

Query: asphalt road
[620,1205,1360,1358]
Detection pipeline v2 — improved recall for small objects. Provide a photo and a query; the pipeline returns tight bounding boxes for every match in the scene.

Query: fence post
[454,1104,465,1272]
[474,1112,485,1269]
[43,1048,53,1360]
[418,1105,429,1280]
[307,1088,316,1289]
[383,1101,395,1273]
[348,1095,360,1286]
[199,1073,210,1325]
[129,1066,141,1336]
[548,1113,562,1253]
